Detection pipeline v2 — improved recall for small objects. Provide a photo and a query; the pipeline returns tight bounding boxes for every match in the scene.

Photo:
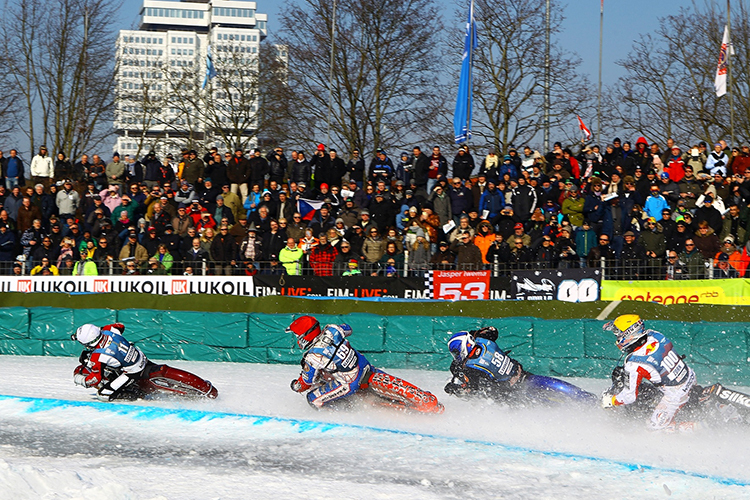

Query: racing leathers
[606,330,696,430]
[73,323,150,400]
[291,323,373,408]
[445,331,525,400]
[290,323,443,413]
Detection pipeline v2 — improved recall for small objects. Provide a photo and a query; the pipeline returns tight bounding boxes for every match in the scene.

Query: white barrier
[0,276,256,296]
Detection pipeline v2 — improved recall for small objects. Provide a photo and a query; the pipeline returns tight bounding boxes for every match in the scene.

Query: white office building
[114,0,269,158]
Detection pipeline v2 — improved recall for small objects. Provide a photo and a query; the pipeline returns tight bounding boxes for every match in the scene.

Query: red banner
[432,270,491,300]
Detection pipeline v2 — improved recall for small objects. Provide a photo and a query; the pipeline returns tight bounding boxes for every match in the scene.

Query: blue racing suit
[445,335,524,400]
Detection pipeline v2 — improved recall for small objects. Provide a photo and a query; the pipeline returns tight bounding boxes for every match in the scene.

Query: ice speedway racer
[287,315,444,413]
[444,327,596,406]
[72,323,218,401]
[602,314,750,431]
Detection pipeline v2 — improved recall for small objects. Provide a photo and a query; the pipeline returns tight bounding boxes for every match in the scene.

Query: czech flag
[297,198,324,221]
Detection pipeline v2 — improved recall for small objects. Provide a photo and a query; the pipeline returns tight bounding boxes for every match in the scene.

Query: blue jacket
[479,189,505,219]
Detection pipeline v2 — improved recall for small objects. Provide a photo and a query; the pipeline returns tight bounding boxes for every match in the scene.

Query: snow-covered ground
[1,355,749,499]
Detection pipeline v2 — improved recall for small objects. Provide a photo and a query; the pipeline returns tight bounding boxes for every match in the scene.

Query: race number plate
[433,270,490,300]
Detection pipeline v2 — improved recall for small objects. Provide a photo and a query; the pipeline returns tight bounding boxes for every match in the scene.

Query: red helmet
[286,315,321,349]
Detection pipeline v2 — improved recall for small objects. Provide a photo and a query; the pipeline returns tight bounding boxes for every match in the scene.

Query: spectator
[452,146,475,181]
[587,233,616,270]
[309,233,338,276]
[362,227,386,269]
[705,143,728,176]
[508,236,532,270]
[30,146,54,188]
[30,257,59,276]
[713,252,739,278]
[640,217,666,278]
[375,240,403,275]
[279,237,304,275]
[448,177,473,223]
[153,244,174,274]
[619,231,646,279]
[73,249,98,275]
[342,258,362,276]
[713,236,742,275]
[333,240,360,275]
[473,220,495,264]
[119,232,148,270]
[141,256,167,275]
[534,235,557,269]
[678,238,706,279]
[693,220,721,260]
[210,225,237,275]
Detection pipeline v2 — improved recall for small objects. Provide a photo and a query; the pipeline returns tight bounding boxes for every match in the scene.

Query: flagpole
[543,0,550,153]
[727,0,734,147]
[327,0,337,149]
[466,0,474,150]
[597,0,603,143]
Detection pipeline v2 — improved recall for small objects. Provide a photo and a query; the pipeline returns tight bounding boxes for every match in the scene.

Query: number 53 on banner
[432,270,491,300]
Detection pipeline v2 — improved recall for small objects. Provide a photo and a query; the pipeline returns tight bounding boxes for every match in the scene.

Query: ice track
[1,356,749,499]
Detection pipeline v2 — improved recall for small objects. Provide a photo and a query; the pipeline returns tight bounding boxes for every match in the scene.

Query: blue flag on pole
[453,0,476,144]
[201,44,218,90]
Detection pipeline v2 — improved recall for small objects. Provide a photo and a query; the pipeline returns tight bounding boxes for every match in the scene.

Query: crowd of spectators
[1,136,750,279]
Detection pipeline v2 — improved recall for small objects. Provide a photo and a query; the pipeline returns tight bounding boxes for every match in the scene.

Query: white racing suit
[291,324,372,408]
[74,323,149,399]
[291,324,443,412]
[612,330,696,430]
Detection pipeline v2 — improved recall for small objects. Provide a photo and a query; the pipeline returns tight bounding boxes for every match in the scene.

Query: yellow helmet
[605,314,645,351]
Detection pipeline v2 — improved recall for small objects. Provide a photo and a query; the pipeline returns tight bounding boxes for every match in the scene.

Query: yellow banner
[601,279,750,305]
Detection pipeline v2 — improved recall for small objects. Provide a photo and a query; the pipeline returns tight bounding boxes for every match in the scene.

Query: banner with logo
[0,276,256,296]
[430,270,491,300]
[252,275,428,299]
[601,279,750,305]
[511,269,601,302]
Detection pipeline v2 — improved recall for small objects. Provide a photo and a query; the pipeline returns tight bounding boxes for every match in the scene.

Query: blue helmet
[447,332,476,363]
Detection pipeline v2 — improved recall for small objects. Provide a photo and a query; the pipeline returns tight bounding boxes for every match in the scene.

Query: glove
[290,377,311,393]
[73,373,87,387]
[444,382,467,395]
[601,393,616,409]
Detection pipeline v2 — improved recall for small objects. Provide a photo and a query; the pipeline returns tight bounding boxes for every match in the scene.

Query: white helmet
[73,324,102,347]
[447,332,477,363]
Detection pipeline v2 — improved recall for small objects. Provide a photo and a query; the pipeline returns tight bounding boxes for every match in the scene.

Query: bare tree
[2,0,118,158]
[470,0,593,154]
[275,0,447,155]
[606,1,750,147]
[196,41,263,152]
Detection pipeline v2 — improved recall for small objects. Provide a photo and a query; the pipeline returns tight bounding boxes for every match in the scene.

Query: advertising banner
[252,275,428,299]
[0,276,256,296]
[511,269,601,302]
[429,270,491,300]
[601,279,750,305]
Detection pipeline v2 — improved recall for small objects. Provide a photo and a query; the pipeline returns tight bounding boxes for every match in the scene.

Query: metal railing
[7,253,731,280]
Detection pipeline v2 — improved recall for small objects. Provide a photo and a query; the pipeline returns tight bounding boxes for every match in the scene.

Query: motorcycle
[603,365,750,427]
[362,368,445,414]
[306,366,444,414]
[75,350,219,401]
[445,368,597,407]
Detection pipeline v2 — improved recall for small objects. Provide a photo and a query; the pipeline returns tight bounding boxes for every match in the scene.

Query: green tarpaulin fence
[1,307,748,385]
